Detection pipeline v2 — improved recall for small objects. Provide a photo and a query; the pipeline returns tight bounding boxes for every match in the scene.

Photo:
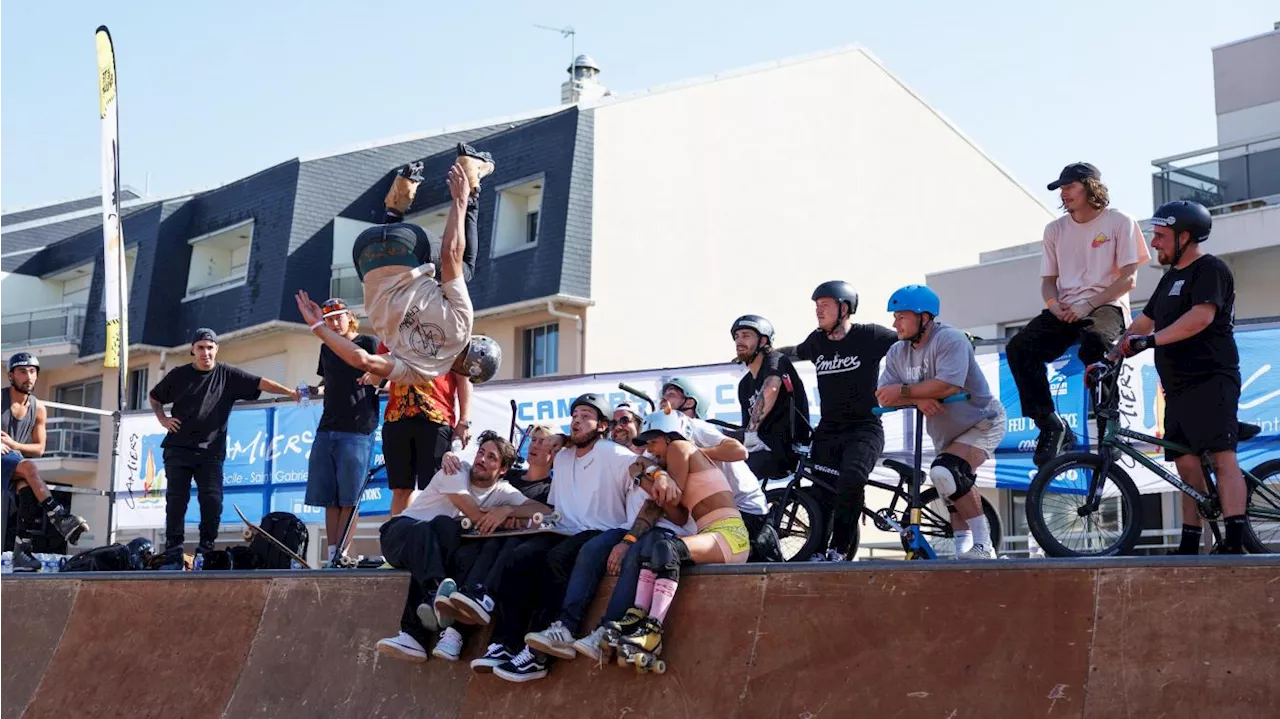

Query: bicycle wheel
[907,488,1003,558]
[766,487,826,562]
[1026,452,1143,557]
[1244,459,1280,554]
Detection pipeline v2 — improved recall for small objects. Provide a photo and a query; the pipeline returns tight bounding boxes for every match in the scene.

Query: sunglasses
[614,416,637,426]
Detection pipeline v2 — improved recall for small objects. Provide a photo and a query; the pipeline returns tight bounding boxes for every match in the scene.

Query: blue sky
[2,1,1276,216]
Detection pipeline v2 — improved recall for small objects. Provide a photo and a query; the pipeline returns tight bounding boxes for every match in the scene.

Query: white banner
[96,25,129,384]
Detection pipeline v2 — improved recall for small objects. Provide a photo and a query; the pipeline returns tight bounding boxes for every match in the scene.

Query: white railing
[0,303,87,349]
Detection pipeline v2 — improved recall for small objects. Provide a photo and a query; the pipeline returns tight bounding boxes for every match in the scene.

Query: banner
[114,328,1280,528]
[96,25,129,388]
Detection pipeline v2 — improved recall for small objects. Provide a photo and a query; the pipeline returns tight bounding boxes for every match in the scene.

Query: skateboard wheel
[654,660,667,674]
[242,529,254,542]
[531,512,543,525]
[460,517,473,530]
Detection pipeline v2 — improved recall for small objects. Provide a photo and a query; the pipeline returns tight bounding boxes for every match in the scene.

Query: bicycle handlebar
[618,382,656,412]
[872,392,970,415]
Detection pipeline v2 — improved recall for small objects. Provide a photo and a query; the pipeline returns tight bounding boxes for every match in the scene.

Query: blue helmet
[887,285,940,317]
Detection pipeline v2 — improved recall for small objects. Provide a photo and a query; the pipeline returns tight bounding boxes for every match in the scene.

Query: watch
[457,420,472,428]
[901,383,911,399]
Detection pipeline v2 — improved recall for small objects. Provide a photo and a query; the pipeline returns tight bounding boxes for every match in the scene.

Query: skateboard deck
[232,504,312,569]
[458,511,571,539]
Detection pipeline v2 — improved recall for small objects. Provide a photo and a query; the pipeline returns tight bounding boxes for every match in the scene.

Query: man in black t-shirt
[1116,201,1247,554]
[732,314,810,479]
[307,299,381,565]
[149,328,298,557]
[777,281,899,561]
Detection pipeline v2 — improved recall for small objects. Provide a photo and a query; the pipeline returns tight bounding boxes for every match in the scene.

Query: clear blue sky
[2,1,1276,216]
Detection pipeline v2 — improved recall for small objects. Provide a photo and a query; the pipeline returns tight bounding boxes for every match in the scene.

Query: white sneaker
[376,632,427,663]
[432,627,463,661]
[573,626,609,662]
[958,543,996,560]
[524,620,577,660]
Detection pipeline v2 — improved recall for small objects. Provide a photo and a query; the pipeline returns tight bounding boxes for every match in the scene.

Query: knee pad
[929,454,975,502]
[648,537,690,580]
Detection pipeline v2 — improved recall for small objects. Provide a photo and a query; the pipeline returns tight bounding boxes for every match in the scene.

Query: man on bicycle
[731,315,811,480]
[1005,163,1149,467]
[777,281,899,561]
[875,286,1006,559]
[1114,201,1247,554]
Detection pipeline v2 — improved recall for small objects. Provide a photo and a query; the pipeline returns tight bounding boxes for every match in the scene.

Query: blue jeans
[306,431,374,507]
[555,527,628,633]
[602,528,676,625]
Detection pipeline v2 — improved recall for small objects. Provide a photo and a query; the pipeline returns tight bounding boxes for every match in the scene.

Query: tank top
[2,388,40,444]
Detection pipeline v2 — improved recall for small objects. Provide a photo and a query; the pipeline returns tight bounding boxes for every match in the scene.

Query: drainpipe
[545,300,585,373]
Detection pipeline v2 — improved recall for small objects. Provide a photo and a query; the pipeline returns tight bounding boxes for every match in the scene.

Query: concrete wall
[587,48,1053,373]
[473,307,583,381]
[1213,30,1280,128]
[1,271,65,311]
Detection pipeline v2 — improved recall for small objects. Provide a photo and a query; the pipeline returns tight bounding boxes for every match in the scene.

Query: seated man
[661,377,781,562]
[375,432,548,663]
[4,352,88,567]
[876,285,1006,559]
[296,145,501,386]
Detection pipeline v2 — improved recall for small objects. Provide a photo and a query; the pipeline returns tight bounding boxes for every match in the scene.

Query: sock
[650,578,678,623]
[966,515,992,549]
[1176,524,1203,555]
[38,496,61,519]
[953,530,974,554]
[634,568,656,611]
[1224,515,1247,551]
[328,544,337,560]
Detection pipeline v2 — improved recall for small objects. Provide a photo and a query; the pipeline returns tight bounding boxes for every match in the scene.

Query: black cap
[192,327,219,345]
[1048,162,1101,191]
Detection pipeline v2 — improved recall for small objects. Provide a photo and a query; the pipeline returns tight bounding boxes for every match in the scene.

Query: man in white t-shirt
[375,433,547,663]
[660,378,781,562]
[1006,162,1150,467]
[295,147,502,388]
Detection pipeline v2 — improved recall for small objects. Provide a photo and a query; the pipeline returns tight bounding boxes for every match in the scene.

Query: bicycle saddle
[1239,422,1261,441]
[882,458,918,478]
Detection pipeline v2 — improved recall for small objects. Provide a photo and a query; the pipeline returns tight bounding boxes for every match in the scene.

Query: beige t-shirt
[400,462,528,523]
[363,263,473,386]
[1040,208,1150,316]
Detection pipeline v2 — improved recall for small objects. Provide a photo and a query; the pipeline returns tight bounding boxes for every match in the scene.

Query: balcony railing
[42,417,101,459]
[1152,133,1280,211]
[0,303,86,350]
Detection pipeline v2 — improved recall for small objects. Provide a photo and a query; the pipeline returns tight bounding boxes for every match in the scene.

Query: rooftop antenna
[534,23,576,70]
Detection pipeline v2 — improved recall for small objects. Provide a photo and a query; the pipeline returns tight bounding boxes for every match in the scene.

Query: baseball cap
[1047,162,1101,191]
[192,327,219,345]
[321,298,350,318]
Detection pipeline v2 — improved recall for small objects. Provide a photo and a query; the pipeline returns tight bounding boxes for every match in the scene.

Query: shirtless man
[295,146,501,386]
[613,408,749,666]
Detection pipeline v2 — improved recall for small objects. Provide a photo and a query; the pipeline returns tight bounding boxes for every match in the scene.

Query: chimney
[561,54,608,104]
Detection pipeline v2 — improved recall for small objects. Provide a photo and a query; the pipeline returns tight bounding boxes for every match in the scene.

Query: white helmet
[633,408,690,446]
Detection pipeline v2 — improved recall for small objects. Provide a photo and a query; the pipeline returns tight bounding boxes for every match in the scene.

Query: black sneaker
[1211,543,1245,555]
[12,541,42,572]
[493,646,548,683]
[451,585,495,626]
[470,643,516,673]
[1032,418,1076,467]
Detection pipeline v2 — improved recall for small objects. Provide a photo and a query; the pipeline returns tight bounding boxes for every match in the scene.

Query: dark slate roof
[2,204,154,273]
[1,188,141,227]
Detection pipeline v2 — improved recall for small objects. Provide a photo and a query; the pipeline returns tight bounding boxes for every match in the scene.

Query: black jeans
[380,515,461,647]
[747,448,794,481]
[490,530,600,650]
[1005,305,1125,421]
[810,421,885,556]
[163,448,224,549]
[451,535,526,593]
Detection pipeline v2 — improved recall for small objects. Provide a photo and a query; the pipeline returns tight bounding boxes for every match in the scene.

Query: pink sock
[634,568,656,611]
[649,578,678,623]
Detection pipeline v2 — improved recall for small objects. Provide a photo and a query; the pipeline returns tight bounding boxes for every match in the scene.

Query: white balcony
[0,303,87,366]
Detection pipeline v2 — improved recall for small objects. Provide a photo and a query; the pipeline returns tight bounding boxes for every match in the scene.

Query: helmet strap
[908,313,933,345]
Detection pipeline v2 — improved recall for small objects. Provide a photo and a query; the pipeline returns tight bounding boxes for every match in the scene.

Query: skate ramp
[3,558,1278,719]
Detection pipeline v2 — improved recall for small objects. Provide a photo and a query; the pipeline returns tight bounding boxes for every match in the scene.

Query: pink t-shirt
[1040,208,1150,316]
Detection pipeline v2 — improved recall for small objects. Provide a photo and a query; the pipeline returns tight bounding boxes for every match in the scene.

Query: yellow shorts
[703,516,751,563]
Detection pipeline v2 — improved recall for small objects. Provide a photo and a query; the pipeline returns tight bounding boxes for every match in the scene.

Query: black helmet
[125,537,154,570]
[811,280,859,317]
[8,352,39,372]
[731,314,775,345]
[570,393,611,422]
[1150,201,1212,243]
[457,335,502,384]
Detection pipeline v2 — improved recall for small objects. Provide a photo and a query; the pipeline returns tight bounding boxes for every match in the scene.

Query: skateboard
[232,504,311,569]
[458,511,570,539]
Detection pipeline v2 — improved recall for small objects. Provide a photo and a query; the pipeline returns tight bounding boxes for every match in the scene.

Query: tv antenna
[534,24,576,70]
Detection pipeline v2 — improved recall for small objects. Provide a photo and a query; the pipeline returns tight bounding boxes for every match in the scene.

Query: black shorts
[382,416,453,491]
[1163,374,1240,460]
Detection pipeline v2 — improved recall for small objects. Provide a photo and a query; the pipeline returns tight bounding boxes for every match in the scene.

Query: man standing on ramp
[296,145,502,387]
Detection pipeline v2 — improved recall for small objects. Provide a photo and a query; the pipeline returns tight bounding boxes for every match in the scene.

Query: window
[127,367,149,411]
[492,176,544,256]
[1002,323,1026,339]
[185,219,253,299]
[522,323,559,378]
[51,378,103,458]
[55,378,104,415]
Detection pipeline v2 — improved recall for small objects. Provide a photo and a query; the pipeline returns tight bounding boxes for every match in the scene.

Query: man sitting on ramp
[296,144,501,386]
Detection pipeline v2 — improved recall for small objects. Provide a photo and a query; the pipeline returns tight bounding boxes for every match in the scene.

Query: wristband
[623,534,638,544]
[309,320,325,330]
[1046,298,1059,309]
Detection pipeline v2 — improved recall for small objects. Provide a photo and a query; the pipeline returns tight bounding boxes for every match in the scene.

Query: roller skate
[602,607,647,662]
[617,616,667,675]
